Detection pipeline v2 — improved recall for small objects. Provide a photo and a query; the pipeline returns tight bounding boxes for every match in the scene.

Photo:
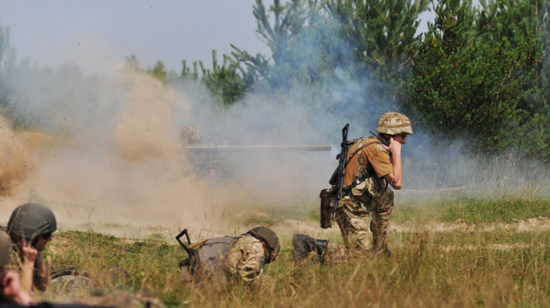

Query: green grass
[35,196,550,307]
[393,195,550,224]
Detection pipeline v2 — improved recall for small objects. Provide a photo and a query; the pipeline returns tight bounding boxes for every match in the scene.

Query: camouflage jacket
[224,235,265,283]
[348,136,390,207]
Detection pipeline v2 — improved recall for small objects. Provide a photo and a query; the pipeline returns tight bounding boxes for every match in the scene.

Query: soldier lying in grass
[180,227,280,285]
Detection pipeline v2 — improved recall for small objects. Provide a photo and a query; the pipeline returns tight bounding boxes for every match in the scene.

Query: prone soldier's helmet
[0,232,10,268]
[376,112,413,136]
[7,203,57,242]
[180,126,203,144]
[246,227,280,264]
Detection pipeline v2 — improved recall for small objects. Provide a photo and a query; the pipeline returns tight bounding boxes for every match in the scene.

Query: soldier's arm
[382,138,403,190]
[32,253,49,291]
[21,244,37,293]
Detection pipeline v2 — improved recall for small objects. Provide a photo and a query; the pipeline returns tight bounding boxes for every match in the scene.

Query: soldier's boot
[293,234,316,264]
[316,239,329,264]
[293,234,329,264]
[371,235,392,258]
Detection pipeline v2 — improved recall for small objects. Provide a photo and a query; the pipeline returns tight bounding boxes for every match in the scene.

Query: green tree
[148,60,168,81]
[198,50,249,105]
[232,0,338,91]
[324,0,429,108]
[405,0,547,157]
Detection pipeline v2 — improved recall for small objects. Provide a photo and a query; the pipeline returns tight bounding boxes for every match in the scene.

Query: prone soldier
[0,232,33,305]
[6,203,56,293]
[180,227,280,286]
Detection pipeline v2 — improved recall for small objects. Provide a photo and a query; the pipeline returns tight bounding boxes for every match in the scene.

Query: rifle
[175,229,199,271]
[328,124,351,220]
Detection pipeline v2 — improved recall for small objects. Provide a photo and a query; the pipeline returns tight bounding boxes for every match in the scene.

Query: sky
[0,1,272,75]
[0,1,481,76]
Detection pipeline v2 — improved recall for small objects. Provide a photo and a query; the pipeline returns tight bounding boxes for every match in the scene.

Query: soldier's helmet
[0,232,10,268]
[7,203,57,241]
[180,126,203,144]
[376,112,413,136]
[246,227,280,264]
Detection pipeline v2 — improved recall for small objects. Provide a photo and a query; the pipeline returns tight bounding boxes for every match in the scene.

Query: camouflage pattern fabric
[376,112,413,135]
[49,274,90,296]
[334,152,395,255]
[325,242,349,264]
[180,126,203,144]
[224,235,265,283]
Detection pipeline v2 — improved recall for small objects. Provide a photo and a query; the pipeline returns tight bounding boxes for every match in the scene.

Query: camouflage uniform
[335,112,412,256]
[180,227,279,285]
[6,245,50,291]
[7,203,57,291]
[224,235,265,283]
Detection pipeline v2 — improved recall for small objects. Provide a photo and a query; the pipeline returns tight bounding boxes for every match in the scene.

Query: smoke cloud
[0,26,548,238]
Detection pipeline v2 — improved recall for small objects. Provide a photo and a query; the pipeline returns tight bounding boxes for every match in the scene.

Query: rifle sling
[342,172,374,194]
[345,141,379,168]
[342,141,380,193]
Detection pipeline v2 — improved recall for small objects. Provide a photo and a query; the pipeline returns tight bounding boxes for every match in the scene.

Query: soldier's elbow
[391,182,402,190]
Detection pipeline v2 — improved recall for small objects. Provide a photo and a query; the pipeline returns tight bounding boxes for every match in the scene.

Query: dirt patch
[388,216,550,233]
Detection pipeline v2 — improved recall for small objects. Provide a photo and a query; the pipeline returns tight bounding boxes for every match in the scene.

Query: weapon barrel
[183,144,331,153]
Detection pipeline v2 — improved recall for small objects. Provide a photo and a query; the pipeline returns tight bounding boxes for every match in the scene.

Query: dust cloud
[0,63,333,237]
[1,57,548,240]
[0,66,238,235]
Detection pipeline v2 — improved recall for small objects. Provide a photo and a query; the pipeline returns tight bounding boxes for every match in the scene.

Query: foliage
[324,0,429,109]
[404,0,550,158]
[147,60,168,82]
[198,50,250,105]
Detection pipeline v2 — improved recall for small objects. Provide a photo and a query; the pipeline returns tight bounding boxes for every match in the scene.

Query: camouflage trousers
[333,187,394,257]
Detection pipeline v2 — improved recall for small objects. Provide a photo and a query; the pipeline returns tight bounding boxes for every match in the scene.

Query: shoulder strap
[344,141,380,168]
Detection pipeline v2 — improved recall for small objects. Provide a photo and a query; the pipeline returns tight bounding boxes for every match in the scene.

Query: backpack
[180,236,239,284]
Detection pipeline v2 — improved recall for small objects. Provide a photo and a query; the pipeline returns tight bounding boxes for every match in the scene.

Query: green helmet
[376,112,413,135]
[7,203,57,241]
[0,232,10,267]
[246,227,280,264]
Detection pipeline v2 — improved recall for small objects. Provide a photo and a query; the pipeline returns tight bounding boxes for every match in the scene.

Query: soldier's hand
[22,241,38,264]
[383,138,402,155]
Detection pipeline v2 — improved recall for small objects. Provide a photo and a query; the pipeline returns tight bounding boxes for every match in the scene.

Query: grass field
[33,194,550,308]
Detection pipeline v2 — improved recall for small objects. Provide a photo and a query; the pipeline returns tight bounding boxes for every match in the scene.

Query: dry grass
[36,198,550,307]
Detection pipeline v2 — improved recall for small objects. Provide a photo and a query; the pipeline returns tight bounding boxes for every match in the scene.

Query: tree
[232,0,338,91]
[148,60,168,81]
[324,0,429,108]
[198,50,249,105]
[405,0,548,157]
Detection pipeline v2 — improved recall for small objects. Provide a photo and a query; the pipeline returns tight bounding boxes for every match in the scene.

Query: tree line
[1,0,549,161]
